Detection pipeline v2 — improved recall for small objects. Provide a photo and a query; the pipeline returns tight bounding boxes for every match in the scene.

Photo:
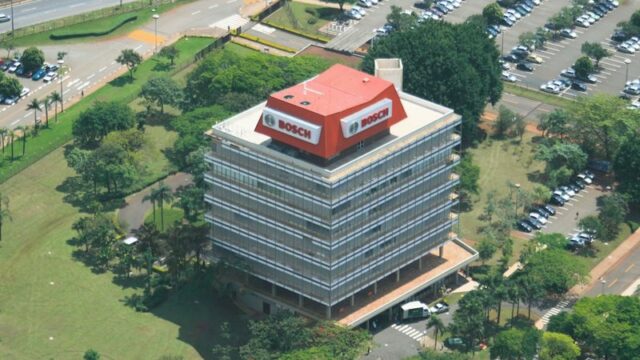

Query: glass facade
[205,119,461,306]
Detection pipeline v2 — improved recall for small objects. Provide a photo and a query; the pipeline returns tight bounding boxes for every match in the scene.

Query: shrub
[143,286,170,310]
[49,16,138,40]
[307,16,318,25]
[304,7,317,16]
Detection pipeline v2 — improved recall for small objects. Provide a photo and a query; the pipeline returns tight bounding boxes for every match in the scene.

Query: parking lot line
[560,207,569,211]
[546,43,566,49]
[575,193,584,198]
[602,57,626,65]
[566,203,574,207]
[538,50,557,56]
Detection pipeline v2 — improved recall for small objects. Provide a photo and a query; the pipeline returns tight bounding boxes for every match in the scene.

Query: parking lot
[504,0,640,99]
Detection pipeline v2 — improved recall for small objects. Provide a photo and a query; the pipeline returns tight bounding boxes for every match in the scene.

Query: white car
[439,1,454,11]
[19,87,30,98]
[529,212,547,225]
[576,17,590,27]
[347,9,362,19]
[7,61,20,73]
[3,96,18,105]
[560,186,576,197]
[586,12,600,21]
[609,0,619,7]
[553,190,570,201]
[540,82,560,94]
[577,173,593,184]
[448,0,462,8]
[43,71,58,83]
[531,0,541,4]
[560,28,577,39]
[618,43,635,53]
[501,71,518,82]
[369,0,379,4]
[357,0,372,8]
[0,13,10,23]
[352,5,366,16]
[506,9,522,20]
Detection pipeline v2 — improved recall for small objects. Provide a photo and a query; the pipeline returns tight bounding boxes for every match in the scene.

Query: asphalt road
[584,240,640,296]
[0,0,243,130]
[0,0,139,34]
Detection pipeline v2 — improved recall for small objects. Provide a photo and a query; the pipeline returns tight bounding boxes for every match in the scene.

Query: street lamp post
[10,0,15,37]
[501,31,505,56]
[624,58,631,84]
[153,14,160,54]
[600,278,607,295]
[57,59,65,112]
[514,183,521,218]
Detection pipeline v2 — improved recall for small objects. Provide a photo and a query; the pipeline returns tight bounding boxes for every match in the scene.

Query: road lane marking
[63,89,71,95]
[625,264,635,273]
[209,4,219,8]
[226,0,237,3]
[76,81,90,90]
[134,44,143,51]
[608,279,618,288]
[69,2,86,9]
[22,7,37,12]
[10,119,20,126]
[86,74,95,80]
[98,66,107,72]
[67,79,79,87]
[23,112,32,118]
[192,10,201,15]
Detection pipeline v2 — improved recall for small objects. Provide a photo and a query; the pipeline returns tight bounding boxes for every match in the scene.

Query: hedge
[49,16,138,40]
[237,33,296,53]
[262,19,331,43]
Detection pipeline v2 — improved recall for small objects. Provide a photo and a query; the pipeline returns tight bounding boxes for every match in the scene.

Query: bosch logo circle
[264,114,276,127]
[349,122,359,135]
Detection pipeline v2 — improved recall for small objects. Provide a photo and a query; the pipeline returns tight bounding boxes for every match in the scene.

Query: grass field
[0,147,247,359]
[266,2,340,36]
[0,36,213,184]
[145,206,184,230]
[460,133,546,263]
[8,2,189,47]
[503,83,574,108]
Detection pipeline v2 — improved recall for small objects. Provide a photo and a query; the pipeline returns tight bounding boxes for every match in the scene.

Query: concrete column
[388,308,393,322]
[298,294,303,307]
[326,305,332,320]
[271,283,276,297]
[373,282,378,294]
[455,271,460,285]
[419,257,423,270]
[350,294,355,306]
[396,270,400,283]
[366,319,370,330]
[438,245,444,258]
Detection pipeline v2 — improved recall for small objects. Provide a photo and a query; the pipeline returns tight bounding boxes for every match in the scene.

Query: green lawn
[145,206,184,230]
[0,147,246,359]
[0,36,213,184]
[460,133,546,263]
[7,1,192,47]
[504,83,574,108]
[265,1,340,37]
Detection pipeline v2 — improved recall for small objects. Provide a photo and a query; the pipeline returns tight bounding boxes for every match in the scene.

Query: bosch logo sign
[262,107,321,145]
[340,99,393,139]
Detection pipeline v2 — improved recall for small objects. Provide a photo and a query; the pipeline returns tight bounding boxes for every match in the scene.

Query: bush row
[49,16,138,40]
[237,33,297,53]
[262,19,331,43]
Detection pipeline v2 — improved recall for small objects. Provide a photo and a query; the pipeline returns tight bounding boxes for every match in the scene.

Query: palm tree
[42,97,51,128]
[0,196,11,242]
[49,91,62,123]
[15,126,28,157]
[155,182,174,231]
[57,51,67,61]
[26,99,42,135]
[8,130,15,161]
[0,127,7,155]
[142,190,158,225]
[427,315,445,350]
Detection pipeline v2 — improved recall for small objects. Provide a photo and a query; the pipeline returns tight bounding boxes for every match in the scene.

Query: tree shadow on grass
[56,176,125,213]
[526,170,546,184]
[109,75,134,87]
[112,273,147,290]
[152,61,172,72]
[67,246,110,274]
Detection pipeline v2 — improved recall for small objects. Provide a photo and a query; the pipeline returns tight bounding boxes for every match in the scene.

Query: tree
[140,77,181,114]
[49,91,62,123]
[477,236,498,265]
[539,332,580,360]
[456,154,480,210]
[71,212,117,266]
[116,49,143,80]
[8,129,15,161]
[514,271,545,319]
[490,328,526,360]
[513,112,526,141]
[0,192,11,242]
[0,71,22,98]
[581,42,611,68]
[578,216,604,239]
[535,142,588,185]
[0,127,6,154]
[613,137,640,205]
[158,45,180,65]
[174,185,205,223]
[567,94,640,160]
[549,7,576,32]
[427,315,445,349]
[362,19,502,145]
[535,27,552,48]
[152,182,174,231]
[574,56,594,80]
[0,39,15,59]
[449,290,486,352]
[518,31,537,50]
[57,51,67,61]
[26,98,42,134]
[482,3,504,26]
[523,249,588,296]
[239,311,313,359]
[494,105,516,137]
[598,193,629,241]
[386,5,418,32]
[538,108,569,138]
[72,101,135,147]
[532,185,551,204]
[326,0,348,11]
[83,349,101,360]
[20,47,45,73]
[143,190,159,225]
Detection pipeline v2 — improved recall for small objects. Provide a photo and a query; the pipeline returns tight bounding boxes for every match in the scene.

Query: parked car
[43,71,58,83]
[3,95,18,105]
[560,185,576,197]
[357,0,372,7]
[571,81,587,91]
[577,173,593,184]
[516,62,534,72]
[527,54,544,64]
[429,301,450,314]
[530,212,547,225]
[561,68,576,78]
[444,337,465,350]
[0,13,10,23]
[503,54,520,63]
[517,220,533,232]
[536,204,556,216]
[560,28,578,39]
[352,5,366,16]
[540,82,561,94]
[347,9,362,19]
[523,218,542,230]
[550,194,566,206]
[567,236,586,250]
[19,87,30,98]
[554,190,570,201]
[7,61,20,73]
[501,71,518,82]
[529,207,549,218]
[32,68,47,81]
[580,74,598,83]
[611,30,627,42]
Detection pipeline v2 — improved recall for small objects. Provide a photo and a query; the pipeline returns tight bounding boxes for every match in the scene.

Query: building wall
[205,120,461,306]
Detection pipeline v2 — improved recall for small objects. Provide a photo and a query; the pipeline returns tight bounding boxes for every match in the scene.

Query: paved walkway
[117,172,193,233]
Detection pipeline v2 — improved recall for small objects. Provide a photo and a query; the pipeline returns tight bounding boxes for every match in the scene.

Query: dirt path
[117,172,193,233]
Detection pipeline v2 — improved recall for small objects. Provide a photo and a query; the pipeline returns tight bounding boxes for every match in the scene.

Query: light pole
[57,59,65,112]
[501,31,505,56]
[10,0,15,37]
[624,58,631,84]
[514,183,521,218]
[600,277,607,295]
[153,14,160,54]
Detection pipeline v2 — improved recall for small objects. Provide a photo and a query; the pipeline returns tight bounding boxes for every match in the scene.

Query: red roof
[255,64,407,159]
